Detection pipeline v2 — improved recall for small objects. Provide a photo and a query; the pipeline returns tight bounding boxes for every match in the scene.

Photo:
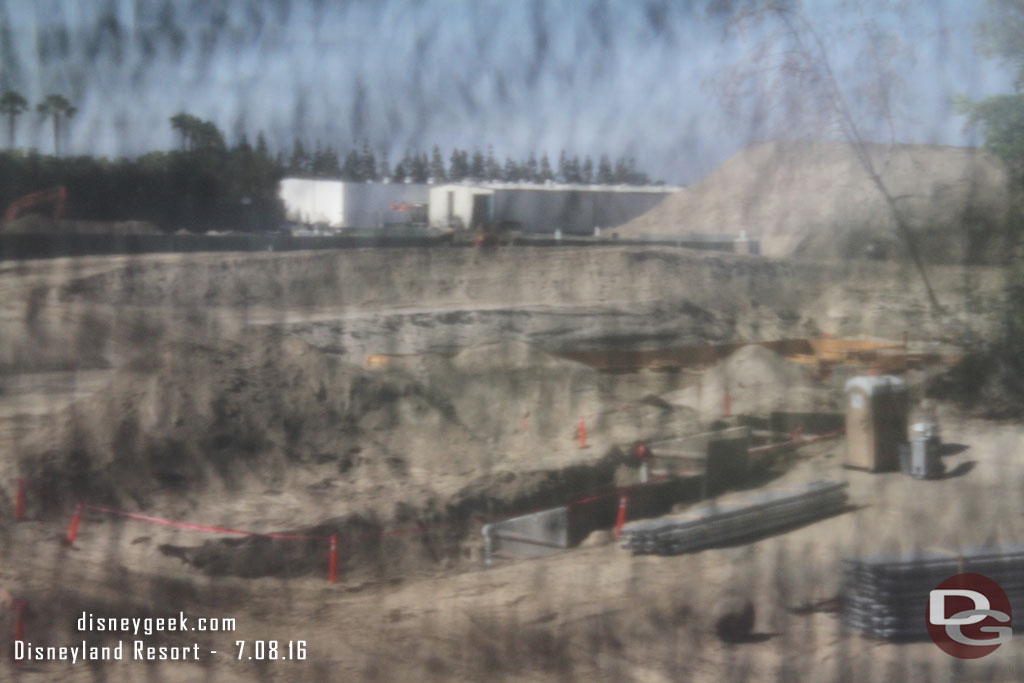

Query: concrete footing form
[482,507,570,563]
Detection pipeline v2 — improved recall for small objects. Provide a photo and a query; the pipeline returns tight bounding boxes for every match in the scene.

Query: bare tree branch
[719,1,942,312]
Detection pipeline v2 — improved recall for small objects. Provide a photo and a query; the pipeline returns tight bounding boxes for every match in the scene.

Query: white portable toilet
[844,375,908,471]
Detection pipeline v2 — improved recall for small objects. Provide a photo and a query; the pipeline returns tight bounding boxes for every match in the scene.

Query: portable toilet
[844,375,908,471]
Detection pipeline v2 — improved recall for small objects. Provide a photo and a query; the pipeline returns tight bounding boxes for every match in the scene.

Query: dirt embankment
[13,328,489,515]
[1,247,1010,378]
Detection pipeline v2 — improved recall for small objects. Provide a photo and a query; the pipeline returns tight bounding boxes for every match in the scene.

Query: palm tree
[170,112,202,150]
[0,91,28,149]
[36,94,77,156]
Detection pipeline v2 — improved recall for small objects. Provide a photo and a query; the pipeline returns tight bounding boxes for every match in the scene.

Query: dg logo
[927,573,1012,659]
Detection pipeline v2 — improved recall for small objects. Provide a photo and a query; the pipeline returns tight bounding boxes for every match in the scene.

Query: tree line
[285,141,658,185]
[0,104,283,232]
[0,88,661,232]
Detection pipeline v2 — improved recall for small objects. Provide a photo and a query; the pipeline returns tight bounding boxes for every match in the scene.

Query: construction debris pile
[620,480,848,555]
[843,546,1024,640]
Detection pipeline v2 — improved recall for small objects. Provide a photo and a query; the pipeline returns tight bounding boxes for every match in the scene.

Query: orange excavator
[3,186,67,223]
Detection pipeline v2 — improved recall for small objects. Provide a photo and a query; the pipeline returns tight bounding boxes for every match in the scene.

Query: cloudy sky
[0,0,1014,183]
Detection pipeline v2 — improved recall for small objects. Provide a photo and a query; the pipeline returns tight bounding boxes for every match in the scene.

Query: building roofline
[429,182,682,193]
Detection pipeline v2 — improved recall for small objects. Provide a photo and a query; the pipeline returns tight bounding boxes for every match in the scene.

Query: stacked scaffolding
[844,545,1024,640]
[620,480,848,555]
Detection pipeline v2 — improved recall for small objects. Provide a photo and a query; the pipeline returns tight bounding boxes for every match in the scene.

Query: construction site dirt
[1,245,1022,681]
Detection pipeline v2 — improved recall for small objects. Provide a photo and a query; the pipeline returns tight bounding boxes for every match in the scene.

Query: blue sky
[0,0,1014,183]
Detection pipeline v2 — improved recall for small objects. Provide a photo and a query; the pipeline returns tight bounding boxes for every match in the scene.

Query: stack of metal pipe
[620,480,848,555]
[843,545,1024,640]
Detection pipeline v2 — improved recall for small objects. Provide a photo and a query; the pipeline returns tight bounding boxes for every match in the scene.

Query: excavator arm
[3,186,67,223]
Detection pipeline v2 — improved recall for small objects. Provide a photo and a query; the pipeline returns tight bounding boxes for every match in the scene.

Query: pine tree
[485,145,502,181]
[449,148,469,181]
[255,132,270,160]
[430,145,447,182]
[378,150,392,181]
[525,153,539,183]
[596,154,613,184]
[581,156,594,184]
[539,153,554,183]
[234,132,252,154]
[612,156,628,184]
[625,157,649,185]
[566,155,582,184]
[557,150,569,183]
[289,138,310,174]
[470,148,485,180]
[312,145,341,177]
[397,150,416,183]
[503,156,521,182]
[410,153,429,183]
[359,141,378,181]
[342,149,362,180]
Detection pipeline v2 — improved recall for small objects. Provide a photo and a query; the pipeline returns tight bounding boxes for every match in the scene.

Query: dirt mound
[662,344,831,417]
[412,340,607,449]
[16,328,485,516]
[614,141,1011,261]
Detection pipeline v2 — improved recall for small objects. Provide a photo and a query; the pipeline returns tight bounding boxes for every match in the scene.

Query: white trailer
[279,178,429,230]
[428,183,679,234]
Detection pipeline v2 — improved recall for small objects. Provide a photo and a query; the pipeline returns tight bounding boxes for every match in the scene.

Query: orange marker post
[791,424,804,443]
[723,387,732,417]
[14,599,25,663]
[614,495,629,540]
[66,504,82,546]
[328,535,338,584]
[15,478,25,521]
[578,416,587,448]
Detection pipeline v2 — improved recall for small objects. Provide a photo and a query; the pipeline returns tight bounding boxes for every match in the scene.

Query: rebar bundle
[620,480,848,555]
[843,545,1024,640]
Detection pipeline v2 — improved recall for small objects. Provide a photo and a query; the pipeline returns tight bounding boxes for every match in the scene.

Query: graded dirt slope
[615,141,1012,260]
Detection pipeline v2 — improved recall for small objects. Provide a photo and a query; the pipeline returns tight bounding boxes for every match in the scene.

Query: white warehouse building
[279,178,430,230]
[427,183,680,234]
